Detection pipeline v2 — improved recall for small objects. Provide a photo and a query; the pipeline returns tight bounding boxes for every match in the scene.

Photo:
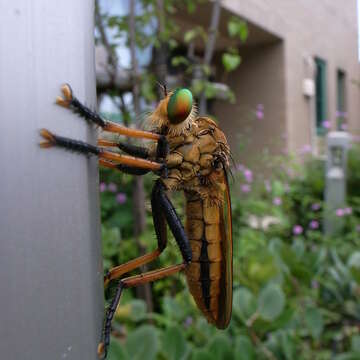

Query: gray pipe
[0,1,103,359]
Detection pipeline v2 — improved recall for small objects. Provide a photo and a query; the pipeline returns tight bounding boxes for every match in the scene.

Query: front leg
[56,84,160,141]
[39,129,165,173]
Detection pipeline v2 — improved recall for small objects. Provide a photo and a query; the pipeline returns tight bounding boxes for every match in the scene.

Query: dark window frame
[336,69,346,130]
[314,57,327,135]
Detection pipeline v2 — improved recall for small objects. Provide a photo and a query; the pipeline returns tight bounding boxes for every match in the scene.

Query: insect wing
[218,169,233,328]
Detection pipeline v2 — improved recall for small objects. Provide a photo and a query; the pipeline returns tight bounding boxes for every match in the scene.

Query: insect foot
[39,129,56,148]
[97,342,106,359]
[55,84,73,108]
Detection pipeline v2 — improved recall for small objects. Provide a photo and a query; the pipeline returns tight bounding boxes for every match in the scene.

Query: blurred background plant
[95,1,360,359]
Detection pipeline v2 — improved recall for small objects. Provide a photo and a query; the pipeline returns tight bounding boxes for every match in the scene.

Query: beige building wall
[217,0,360,161]
[214,42,286,166]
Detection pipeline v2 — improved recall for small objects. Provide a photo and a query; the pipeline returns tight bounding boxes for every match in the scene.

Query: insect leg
[152,180,192,263]
[98,263,186,359]
[103,249,161,287]
[98,139,149,159]
[56,84,161,141]
[99,183,192,358]
[103,181,169,286]
[39,129,163,173]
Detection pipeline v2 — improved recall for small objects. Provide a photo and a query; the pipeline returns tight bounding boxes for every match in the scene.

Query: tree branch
[95,0,118,82]
[199,0,222,114]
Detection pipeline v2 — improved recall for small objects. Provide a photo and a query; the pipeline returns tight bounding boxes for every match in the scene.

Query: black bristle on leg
[70,97,106,128]
[102,281,125,358]
[116,164,150,175]
[156,135,169,160]
[117,142,149,159]
[52,134,100,156]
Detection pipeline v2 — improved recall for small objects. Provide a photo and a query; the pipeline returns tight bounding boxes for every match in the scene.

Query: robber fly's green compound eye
[167,88,193,124]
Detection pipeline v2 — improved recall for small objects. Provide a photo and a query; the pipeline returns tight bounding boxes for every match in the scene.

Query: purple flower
[299,144,312,155]
[293,225,303,235]
[241,184,251,193]
[108,182,118,193]
[243,169,253,183]
[255,104,264,120]
[311,203,321,211]
[273,197,282,206]
[322,120,331,129]
[344,207,352,215]
[336,208,345,217]
[100,182,107,192]
[309,220,319,229]
[116,193,127,204]
[184,316,193,327]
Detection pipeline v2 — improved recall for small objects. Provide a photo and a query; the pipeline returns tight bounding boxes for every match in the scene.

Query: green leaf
[222,53,241,72]
[279,331,295,360]
[227,17,248,42]
[108,338,128,360]
[208,334,233,360]
[161,325,188,360]
[162,296,185,321]
[171,56,189,67]
[291,238,305,259]
[235,335,255,360]
[258,284,285,321]
[334,353,360,360]
[124,325,158,360]
[184,29,196,43]
[184,27,206,44]
[129,299,147,322]
[186,1,196,13]
[192,349,216,360]
[351,335,360,352]
[304,307,323,339]
[233,287,257,322]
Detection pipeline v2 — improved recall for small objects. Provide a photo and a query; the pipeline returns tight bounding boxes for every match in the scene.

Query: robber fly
[40,84,232,358]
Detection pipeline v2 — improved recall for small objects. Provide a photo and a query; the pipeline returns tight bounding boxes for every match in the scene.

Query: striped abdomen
[184,194,231,328]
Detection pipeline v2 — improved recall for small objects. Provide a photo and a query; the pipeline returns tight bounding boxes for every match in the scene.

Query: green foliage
[222,52,242,73]
[227,17,249,42]
[258,284,285,321]
[108,325,158,360]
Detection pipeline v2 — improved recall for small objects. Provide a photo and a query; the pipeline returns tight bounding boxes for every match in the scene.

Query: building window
[336,70,346,130]
[315,58,327,135]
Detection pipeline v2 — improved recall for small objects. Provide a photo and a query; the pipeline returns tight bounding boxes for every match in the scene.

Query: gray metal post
[324,131,351,235]
[0,1,103,359]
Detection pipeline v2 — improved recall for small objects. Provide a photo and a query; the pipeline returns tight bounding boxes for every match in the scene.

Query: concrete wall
[213,42,286,167]
[220,0,360,157]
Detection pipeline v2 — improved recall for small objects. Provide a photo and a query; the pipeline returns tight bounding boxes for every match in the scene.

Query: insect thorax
[160,116,230,203]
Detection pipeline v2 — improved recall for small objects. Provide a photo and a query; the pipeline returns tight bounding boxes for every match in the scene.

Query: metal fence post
[0,1,103,359]
[324,131,350,235]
